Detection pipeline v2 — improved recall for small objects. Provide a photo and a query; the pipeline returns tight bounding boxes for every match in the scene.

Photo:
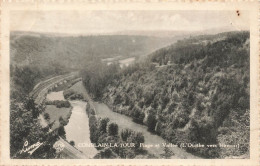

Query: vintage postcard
[0,0,259,165]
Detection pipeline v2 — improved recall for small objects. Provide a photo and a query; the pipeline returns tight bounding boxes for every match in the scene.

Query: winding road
[30,72,77,104]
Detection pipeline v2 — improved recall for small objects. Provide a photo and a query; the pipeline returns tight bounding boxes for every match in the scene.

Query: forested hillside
[11,31,176,70]
[10,65,61,158]
[10,60,67,158]
[82,31,250,158]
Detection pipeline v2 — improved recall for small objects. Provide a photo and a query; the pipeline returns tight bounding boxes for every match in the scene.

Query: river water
[46,87,198,159]
[64,100,98,158]
[46,91,98,158]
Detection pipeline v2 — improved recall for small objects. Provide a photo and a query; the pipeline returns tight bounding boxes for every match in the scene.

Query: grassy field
[44,105,72,129]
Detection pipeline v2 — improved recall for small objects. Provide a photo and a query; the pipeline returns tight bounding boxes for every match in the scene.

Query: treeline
[82,31,250,158]
[63,89,84,100]
[86,102,147,158]
[45,100,71,108]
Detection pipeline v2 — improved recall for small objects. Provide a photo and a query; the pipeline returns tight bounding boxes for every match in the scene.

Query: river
[65,100,98,158]
[46,83,198,159]
[93,102,199,159]
[46,91,98,158]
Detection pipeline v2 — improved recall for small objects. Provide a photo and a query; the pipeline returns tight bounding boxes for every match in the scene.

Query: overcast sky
[10,10,249,35]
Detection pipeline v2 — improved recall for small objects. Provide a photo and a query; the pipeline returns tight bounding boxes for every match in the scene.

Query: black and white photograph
[6,8,253,161]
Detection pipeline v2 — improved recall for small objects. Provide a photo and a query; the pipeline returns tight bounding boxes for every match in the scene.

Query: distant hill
[108,27,239,37]
[10,31,179,70]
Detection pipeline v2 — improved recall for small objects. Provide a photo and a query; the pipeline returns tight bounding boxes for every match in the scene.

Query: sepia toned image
[0,1,259,165]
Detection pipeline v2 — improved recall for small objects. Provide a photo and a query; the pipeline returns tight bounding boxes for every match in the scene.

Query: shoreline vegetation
[85,93,149,159]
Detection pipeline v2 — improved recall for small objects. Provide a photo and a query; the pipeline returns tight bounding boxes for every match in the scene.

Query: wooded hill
[10,31,177,70]
[82,31,250,158]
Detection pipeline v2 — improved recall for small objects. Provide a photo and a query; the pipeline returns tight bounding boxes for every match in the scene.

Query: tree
[89,115,99,143]
[99,148,118,159]
[99,118,110,133]
[44,113,50,122]
[58,126,66,138]
[120,129,133,141]
[161,146,174,159]
[155,121,162,135]
[133,132,145,151]
[147,114,157,132]
[108,123,119,136]
[59,116,67,126]
[131,106,145,124]
[10,100,57,159]
[24,97,40,118]
[69,141,75,146]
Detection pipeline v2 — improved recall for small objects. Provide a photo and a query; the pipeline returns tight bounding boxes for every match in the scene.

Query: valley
[10,31,250,159]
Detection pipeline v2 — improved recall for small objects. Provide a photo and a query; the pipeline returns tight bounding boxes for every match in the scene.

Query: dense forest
[82,31,250,158]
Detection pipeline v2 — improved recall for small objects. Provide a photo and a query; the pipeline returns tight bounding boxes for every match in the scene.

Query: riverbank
[70,81,199,159]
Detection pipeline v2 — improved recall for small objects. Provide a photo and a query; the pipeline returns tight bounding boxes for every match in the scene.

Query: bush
[56,101,70,108]
[69,94,84,100]
[45,100,71,108]
[63,90,74,99]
